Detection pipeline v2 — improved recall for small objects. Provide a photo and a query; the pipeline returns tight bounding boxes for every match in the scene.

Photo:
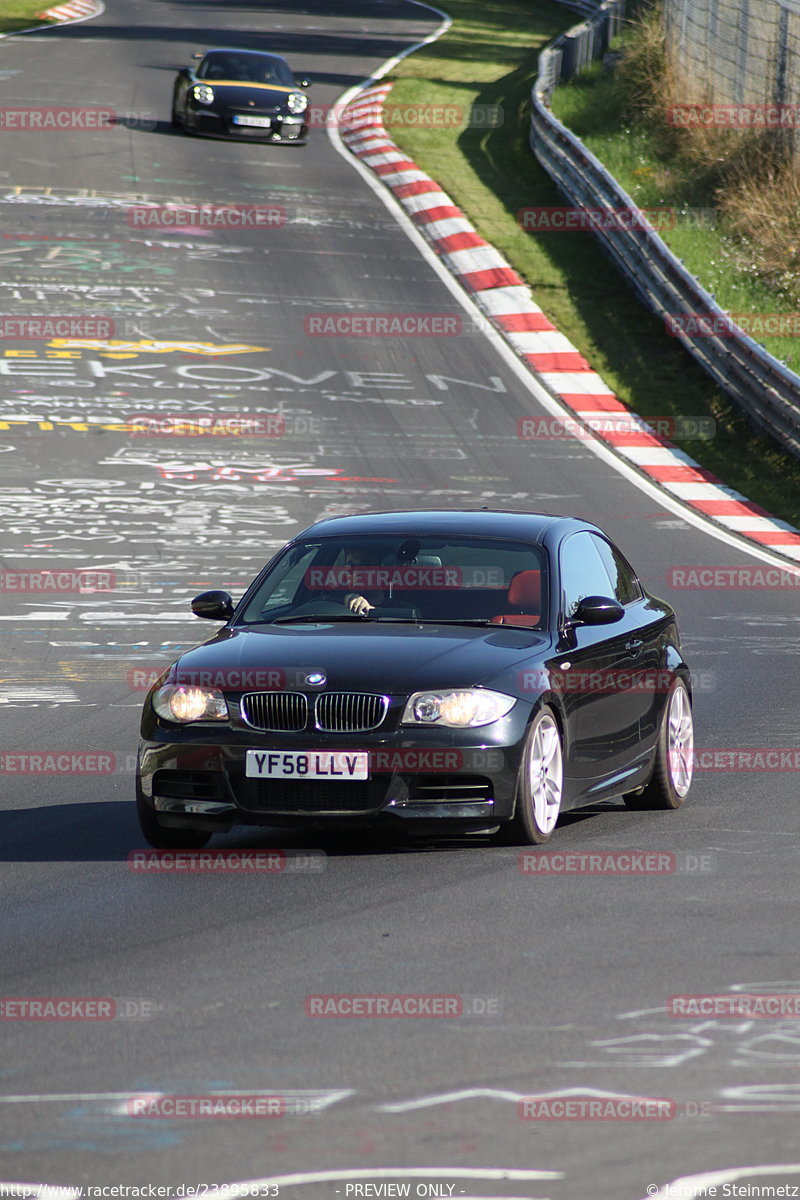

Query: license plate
[232,115,272,127]
[246,750,369,780]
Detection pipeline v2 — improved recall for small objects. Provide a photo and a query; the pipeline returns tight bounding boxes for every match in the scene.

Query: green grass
[0,0,55,32]
[386,0,800,528]
[552,64,800,368]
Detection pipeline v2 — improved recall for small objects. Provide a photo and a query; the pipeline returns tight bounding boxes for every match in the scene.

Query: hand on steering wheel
[344,592,375,616]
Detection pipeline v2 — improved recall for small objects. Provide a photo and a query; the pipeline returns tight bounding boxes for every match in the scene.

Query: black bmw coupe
[135,510,694,848]
[172,48,311,143]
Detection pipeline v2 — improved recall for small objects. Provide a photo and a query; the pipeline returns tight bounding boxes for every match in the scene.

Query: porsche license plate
[232,115,272,127]
[246,750,369,780]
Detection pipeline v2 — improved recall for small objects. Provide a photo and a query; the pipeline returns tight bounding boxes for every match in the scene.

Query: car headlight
[152,683,227,723]
[401,688,516,728]
[192,84,215,105]
[287,91,307,114]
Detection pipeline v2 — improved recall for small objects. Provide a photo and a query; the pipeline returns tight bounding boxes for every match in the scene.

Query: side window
[241,543,320,619]
[591,537,642,605]
[560,532,617,618]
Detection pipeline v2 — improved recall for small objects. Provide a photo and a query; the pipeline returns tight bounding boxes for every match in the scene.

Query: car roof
[293,510,601,544]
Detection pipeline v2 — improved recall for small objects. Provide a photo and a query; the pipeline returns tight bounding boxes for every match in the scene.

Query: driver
[341,545,378,616]
[342,539,423,616]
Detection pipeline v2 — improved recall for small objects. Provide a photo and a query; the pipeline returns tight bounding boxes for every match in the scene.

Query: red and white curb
[339,83,800,565]
[38,0,100,21]
[0,0,104,34]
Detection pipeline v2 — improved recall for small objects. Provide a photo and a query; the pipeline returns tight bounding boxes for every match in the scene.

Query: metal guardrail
[529,1,800,459]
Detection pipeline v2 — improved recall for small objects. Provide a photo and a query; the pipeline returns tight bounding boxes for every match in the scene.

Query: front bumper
[188,106,308,141]
[136,699,532,833]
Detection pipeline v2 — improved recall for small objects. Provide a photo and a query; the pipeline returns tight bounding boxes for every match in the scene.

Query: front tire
[504,705,564,844]
[628,677,694,810]
[171,87,184,129]
[136,791,211,849]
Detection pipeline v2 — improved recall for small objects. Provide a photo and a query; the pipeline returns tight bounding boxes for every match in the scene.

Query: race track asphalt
[1,3,800,1197]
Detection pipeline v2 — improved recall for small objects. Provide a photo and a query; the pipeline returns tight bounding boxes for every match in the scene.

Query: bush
[615,1,800,303]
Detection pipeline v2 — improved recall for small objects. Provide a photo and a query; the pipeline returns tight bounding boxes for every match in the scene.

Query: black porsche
[135,510,694,848]
[171,48,311,143]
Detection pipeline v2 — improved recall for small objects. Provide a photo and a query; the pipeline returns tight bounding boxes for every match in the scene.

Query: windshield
[237,535,548,628]
[198,52,295,87]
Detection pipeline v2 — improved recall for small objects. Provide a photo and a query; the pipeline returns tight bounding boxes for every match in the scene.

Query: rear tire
[626,678,693,810]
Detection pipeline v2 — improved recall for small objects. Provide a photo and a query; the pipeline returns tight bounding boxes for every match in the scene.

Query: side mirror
[571,595,624,625]
[191,590,234,621]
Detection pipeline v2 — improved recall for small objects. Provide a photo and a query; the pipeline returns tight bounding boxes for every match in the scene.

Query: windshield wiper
[372,617,494,626]
[269,614,535,628]
[271,613,370,624]
[383,618,540,628]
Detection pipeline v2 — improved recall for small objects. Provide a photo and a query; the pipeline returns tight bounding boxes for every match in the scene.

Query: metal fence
[529,0,800,459]
[664,0,800,162]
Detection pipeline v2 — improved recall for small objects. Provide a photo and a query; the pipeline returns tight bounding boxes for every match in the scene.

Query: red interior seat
[490,569,541,626]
